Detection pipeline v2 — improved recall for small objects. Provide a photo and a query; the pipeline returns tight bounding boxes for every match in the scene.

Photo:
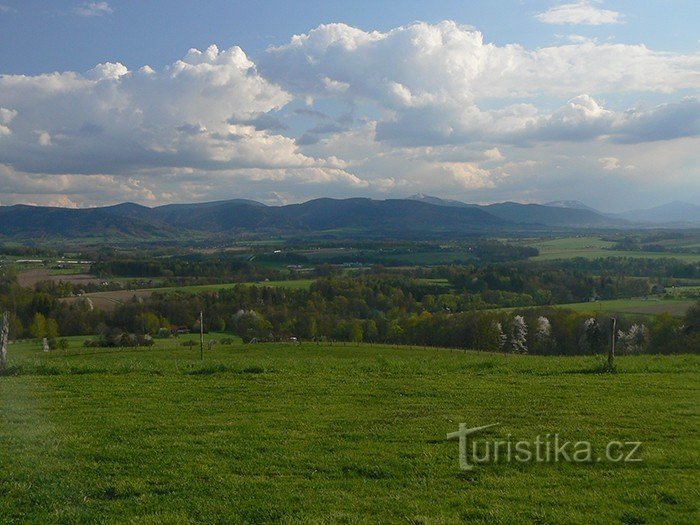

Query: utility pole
[608,317,617,368]
[199,310,204,361]
[1,311,9,371]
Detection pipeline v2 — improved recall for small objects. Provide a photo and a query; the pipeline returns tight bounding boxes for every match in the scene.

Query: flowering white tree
[495,322,507,351]
[534,316,554,353]
[579,317,603,354]
[618,324,648,354]
[509,315,528,354]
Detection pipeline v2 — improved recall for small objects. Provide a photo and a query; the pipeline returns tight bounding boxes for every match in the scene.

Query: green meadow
[553,298,697,317]
[1,339,698,523]
[524,236,700,262]
[151,279,315,294]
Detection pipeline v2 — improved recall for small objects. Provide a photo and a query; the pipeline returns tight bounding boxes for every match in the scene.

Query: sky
[0,1,698,212]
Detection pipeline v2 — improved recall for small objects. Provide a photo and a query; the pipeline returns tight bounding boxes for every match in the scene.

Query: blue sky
[0,1,698,210]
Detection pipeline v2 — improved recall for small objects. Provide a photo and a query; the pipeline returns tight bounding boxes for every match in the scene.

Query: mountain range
[0,195,697,241]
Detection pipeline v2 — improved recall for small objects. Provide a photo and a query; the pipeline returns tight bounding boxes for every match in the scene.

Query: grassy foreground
[1,340,698,524]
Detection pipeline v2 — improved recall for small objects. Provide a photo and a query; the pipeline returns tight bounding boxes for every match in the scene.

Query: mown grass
[1,341,698,523]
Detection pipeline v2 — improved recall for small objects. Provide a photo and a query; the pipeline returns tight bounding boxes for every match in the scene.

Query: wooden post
[1,311,9,371]
[609,317,617,368]
[199,311,204,361]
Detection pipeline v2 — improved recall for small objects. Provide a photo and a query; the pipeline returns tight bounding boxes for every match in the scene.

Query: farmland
[554,298,697,317]
[496,297,698,318]
[1,341,698,523]
[523,236,700,262]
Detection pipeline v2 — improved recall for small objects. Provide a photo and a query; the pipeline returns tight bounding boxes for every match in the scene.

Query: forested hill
[0,197,630,240]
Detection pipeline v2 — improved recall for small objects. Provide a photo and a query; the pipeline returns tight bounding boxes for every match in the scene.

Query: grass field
[524,236,700,262]
[1,340,698,523]
[552,298,696,317]
[494,297,696,318]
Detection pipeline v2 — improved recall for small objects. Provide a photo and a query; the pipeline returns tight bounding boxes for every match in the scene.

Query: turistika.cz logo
[447,423,642,470]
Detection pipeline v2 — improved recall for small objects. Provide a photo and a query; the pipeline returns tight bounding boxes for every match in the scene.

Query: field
[524,236,700,262]
[17,268,102,289]
[1,340,698,523]
[555,298,697,317]
[61,279,315,311]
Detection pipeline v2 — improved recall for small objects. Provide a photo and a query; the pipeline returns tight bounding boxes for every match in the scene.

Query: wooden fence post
[199,311,204,361]
[608,317,617,368]
[1,311,9,371]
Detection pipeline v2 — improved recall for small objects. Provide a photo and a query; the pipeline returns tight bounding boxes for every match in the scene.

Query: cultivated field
[17,268,102,289]
[1,340,698,523]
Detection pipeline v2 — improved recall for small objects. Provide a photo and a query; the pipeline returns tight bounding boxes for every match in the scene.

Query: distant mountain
[5,195,685,242]
[0,204,177,239]
[616,201,700,224]
[407,195,620,227]
[482,202,625,227]
[407,193,473,208]
[543,200,601,214]
[0,198,509,240]
[279,198,505,231]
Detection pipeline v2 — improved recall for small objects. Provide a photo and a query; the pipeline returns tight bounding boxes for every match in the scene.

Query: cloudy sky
[0,1,698,211]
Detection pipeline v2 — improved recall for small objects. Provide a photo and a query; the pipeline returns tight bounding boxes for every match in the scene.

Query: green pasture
[1,340,698,523]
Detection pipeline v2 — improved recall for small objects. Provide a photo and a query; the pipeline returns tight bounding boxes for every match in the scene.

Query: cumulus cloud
[0,45,325,174]
[0,44,371,204]
[536,1,622,25]
[263,22,699,100]
[1,20,698,207]
[261,22,700,147]
[529,96,700,144]
[75,1,113,17]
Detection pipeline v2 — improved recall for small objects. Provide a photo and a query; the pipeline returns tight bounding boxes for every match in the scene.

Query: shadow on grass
[0,364,108,376]
[184,364,270,376]
[567,361,617,375]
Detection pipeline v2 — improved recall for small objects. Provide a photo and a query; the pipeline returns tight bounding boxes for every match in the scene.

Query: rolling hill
[0,195,664,242]
[616,201,700,224]
[408,194,626,227]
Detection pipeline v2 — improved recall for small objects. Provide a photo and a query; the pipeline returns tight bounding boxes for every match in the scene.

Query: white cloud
[598,157,636,172]
[1,21,698,207]
[599,156,620,170]
[261,22,700,148]
[263,22,699,101]
[0,44,374,204]
[37,131,52,146]
[536,1,622,25]
[484,147,504,161]
[75,1,113,17]
[0,45,307,174]
[441,162,496,189]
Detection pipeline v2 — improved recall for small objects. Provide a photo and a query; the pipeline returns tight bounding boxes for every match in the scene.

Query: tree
[351,321,363,345]
[45,318,59,342]
[579,317,604,354]
[533,316,555,354]
[137,312,161,335]
[29,313,47,340]
[494,322,506,352]
[508,315,528,354]
[618,324,648,354]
